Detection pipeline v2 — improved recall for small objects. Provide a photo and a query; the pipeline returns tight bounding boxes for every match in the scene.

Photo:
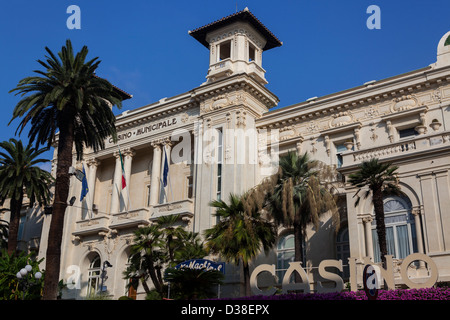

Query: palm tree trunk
[7,194,23,255]
[140,276,151,295]
[243,260,251,297]
[42,121,74,300]
[148,263,163,295]
[293,218,303,283]
[373,187,387,268]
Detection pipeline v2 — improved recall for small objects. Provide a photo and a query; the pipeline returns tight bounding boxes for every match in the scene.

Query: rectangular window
[216,128,223,201]
[219,41,231,61]
[187,175,193,199]
[17,215,26,241]
[398,127,418,139]
[249,43,256,62]
[146,184,151,207]
[335,144,348,168]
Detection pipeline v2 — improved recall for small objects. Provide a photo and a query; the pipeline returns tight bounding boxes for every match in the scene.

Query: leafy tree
[348,158,401,268]
[0,249,44,300]
[0,139,53,255]
[205,193,276,297]
[9,40,127,299]
[164,268,224,300]
[263,151,339,267]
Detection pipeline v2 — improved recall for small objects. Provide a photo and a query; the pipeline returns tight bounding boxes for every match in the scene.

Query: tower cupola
[189,8,282,85]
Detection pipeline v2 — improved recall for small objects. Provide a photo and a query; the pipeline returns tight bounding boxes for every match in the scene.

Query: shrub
[221,287,450,300]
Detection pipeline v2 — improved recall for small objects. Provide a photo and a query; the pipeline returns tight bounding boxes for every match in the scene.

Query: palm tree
[205,193,276,297]
[124,215,208,298]
[156,214,189,265]
[9,40,128,299]
[0,139,53,255]
[348,158,401,268]
[125,225,165,296]
[266,151,338,267]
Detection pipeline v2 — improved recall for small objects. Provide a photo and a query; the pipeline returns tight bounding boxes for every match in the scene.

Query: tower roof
[189,8,282,51]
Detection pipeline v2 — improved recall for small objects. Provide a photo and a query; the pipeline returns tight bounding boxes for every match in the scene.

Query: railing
[342,131,450,166]
[353,140,416,162]
[72,199,195,238]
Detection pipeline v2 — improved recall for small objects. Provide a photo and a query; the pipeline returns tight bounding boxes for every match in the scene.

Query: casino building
[22,8,450,299]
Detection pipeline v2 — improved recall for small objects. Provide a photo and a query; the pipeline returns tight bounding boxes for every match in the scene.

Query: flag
[119,148,126,189]
[80,165,89,201]
[162,147,169,187]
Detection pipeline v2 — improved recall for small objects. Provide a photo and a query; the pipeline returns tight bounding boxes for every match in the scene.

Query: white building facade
[34,9,450,299]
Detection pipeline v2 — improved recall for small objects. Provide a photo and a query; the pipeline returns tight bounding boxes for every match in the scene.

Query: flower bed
[229,288,450,300]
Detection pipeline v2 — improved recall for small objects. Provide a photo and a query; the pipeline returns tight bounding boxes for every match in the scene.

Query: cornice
[257,65,450,129]
[191,73,279,108]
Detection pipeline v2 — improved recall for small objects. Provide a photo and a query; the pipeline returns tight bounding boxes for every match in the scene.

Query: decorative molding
[329,111,353,128]
[391,95,418,113]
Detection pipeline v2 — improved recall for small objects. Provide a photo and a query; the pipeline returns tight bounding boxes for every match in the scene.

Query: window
[218,41,231,61]
[335,144,348,168]
[336,227,350,279]
[87,255,101,297]
[372,195,417,262]
[216,128,223,201]
[249,43,256,62]
[187,175,193,199]
[146,184,151,207]
[17,215,27,241]
[398,127,418,139]
[276,234,295,283]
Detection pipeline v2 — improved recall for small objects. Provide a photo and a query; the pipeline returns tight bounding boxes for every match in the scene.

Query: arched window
[276,234,295,283]
[372,195,417,262]
[87,254,101,297]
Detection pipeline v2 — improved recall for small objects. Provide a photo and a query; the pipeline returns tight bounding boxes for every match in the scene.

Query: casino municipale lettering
[250,253,439,296]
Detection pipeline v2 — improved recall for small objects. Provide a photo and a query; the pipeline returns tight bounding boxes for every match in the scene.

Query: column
[412,209,425,255]
[363,216,374,260]
[149,142,162,206]
[412,209,426,269]
[110,151,122,214]
[122,148,135,212]
[86,158,100,211]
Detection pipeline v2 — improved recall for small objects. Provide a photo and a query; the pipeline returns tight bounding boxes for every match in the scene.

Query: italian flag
[118,149,126,189]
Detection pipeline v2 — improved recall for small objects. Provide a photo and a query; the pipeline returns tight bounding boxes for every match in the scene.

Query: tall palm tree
[9,40,127,299]
[266,151,338,267]
[348,158,401,268]
[0,138,53,255]
[205,193,276,296]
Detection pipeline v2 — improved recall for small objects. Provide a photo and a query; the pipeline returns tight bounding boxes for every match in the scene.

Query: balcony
[109,207,151,230]
[207,59,233,80]
[73,214,110,237]
[341,131,450,167]
[151,199,194,221]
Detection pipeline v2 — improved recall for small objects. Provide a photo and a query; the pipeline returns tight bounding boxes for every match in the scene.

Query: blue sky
[1,0,449,170]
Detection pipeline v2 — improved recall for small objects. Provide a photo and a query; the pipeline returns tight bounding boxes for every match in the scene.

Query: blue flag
[80,165,89,201]
[162,147,169,187]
